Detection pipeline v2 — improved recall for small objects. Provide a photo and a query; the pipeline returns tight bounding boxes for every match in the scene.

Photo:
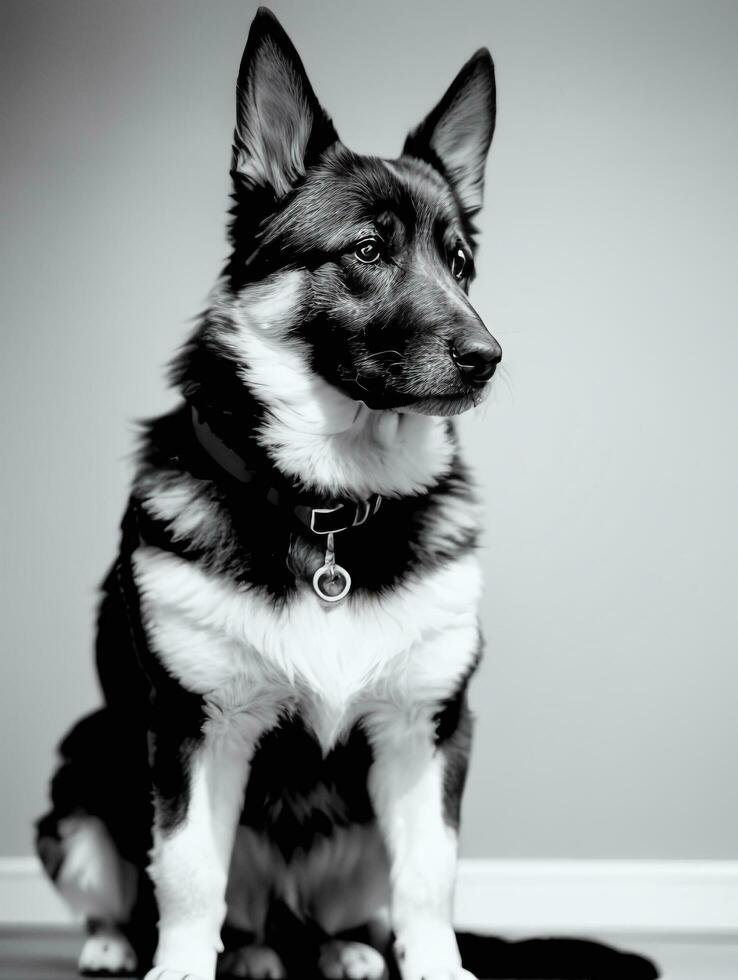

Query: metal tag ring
[312,563,352,603]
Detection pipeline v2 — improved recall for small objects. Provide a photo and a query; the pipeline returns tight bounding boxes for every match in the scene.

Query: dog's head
[222,7,500,420]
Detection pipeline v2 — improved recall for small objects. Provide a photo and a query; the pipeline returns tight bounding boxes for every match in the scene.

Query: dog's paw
[78,928,137,976]
[219,944,286,979]
[318,940,387,980]
[394,924,474,980]
[414,971,476,980]
[143,970,208,980]
[397,967,475,980]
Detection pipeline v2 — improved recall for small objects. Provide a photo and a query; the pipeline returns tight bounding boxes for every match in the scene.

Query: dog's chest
[134,546,481,748]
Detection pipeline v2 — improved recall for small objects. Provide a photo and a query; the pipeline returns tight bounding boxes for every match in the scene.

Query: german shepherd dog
[36,9,658,980]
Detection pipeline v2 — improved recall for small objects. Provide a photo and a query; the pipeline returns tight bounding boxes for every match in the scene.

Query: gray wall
[1,0,737,860]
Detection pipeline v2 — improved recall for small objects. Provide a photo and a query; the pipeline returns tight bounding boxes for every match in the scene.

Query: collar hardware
[312,531,352,603]
[308,495,382,535]
[191,406,383,603]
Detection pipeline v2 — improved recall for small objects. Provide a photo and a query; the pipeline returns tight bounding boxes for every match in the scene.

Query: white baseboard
[1,858,75,926]
[2,856,737,933]
[454,859,738,934]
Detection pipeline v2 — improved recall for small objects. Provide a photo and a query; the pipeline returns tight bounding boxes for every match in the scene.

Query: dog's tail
[456,930,659,979]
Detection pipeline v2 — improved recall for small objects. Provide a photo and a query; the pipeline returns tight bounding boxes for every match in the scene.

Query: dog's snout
[450,335,502,384]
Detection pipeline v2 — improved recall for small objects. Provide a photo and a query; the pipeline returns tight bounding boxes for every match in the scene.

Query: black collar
[191,406,382,536]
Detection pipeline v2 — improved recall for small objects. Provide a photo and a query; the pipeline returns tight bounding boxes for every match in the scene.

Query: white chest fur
[134,547,482,751]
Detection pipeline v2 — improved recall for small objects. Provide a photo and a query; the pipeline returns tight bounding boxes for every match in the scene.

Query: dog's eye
[355,238,382,264]
[451,247,469,280]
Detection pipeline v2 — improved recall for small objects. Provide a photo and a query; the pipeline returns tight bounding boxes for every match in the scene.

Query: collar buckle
[310,504,351,535]
[309,495,382,536]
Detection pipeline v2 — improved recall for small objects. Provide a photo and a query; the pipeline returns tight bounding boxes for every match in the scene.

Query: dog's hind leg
[305,825,392,980]
[36,812,139,976]
[36,707,154,975]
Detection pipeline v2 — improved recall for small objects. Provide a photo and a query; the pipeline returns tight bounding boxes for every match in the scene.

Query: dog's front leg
[367,707,473,980]
[142,696,275,980]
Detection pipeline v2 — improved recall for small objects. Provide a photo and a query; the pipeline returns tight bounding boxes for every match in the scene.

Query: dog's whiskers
[359,350,403,364]
[496,363,514,403]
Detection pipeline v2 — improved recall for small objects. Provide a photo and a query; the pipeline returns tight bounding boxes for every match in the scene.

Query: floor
[1,929,738,979]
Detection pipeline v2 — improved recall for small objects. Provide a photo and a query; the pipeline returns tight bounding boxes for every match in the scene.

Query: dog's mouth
[350,378,488,417]
[400,391,484,416]
[341,364,490,416]
[325,342,497,417]
[315,331,499,419]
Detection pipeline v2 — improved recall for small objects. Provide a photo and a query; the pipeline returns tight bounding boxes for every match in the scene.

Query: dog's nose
[450,335,502,384]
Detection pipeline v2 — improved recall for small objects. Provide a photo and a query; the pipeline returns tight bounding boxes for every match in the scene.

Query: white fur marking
[134,546,481,752]
[149,708,278,980]
[367,714,464,980]
[140,472,224,551]
[79,927,138,975]
[56,815,136,922]
[207,275,454,498]
[143,970,208,980]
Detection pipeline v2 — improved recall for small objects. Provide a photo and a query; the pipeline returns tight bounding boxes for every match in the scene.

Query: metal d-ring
[312,561,352,603]
[312,531,352,603]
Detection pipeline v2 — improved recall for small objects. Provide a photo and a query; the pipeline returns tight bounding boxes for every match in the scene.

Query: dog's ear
[403,50,495,218]
[232,7,339,197]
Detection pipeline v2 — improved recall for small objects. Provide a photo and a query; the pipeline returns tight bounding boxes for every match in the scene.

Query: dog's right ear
[232,7,339,197]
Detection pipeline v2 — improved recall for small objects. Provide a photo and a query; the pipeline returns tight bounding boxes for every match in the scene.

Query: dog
[35,9,658,980]
[37,10,499,977]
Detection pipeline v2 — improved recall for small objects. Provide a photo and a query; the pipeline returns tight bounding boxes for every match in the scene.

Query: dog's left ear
[403,49,495,218]
[232,7,339,197]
